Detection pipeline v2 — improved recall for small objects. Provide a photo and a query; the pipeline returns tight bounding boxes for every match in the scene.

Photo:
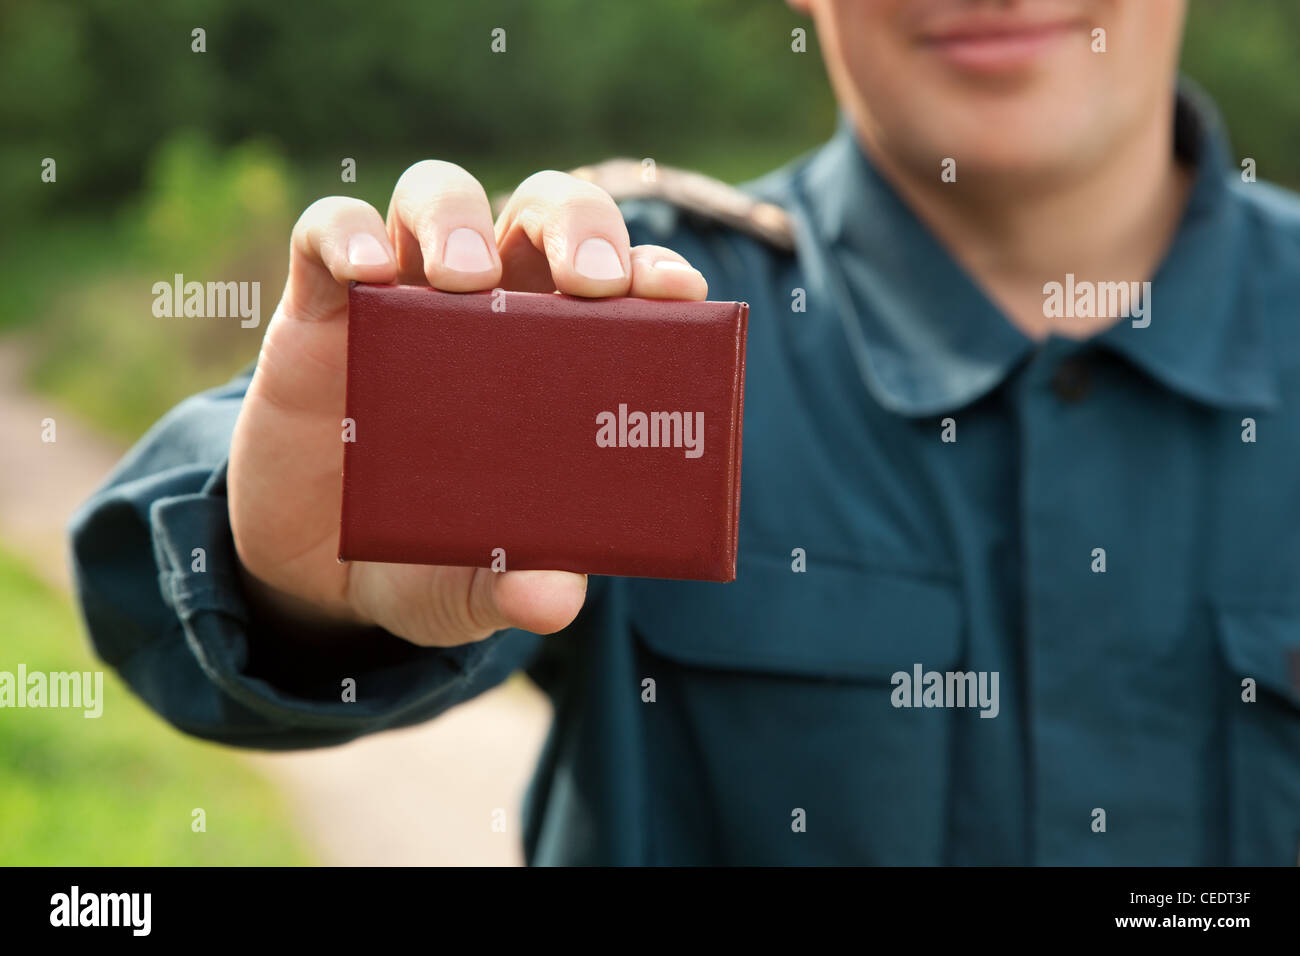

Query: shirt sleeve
[68,368,544,750]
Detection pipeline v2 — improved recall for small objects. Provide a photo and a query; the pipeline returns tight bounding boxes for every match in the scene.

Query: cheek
[1111,0,1186,76]
[823,1,913,111]
[1076,0,1184,132]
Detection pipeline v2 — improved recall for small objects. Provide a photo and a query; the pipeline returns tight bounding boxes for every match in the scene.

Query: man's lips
[919,19,1087,73]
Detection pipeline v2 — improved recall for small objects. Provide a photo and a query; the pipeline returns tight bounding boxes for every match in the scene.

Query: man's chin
[941,139,1091,182]
[897,100,1104,186]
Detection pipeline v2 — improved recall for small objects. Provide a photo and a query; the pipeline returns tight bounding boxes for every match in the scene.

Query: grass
[0,545,313,865]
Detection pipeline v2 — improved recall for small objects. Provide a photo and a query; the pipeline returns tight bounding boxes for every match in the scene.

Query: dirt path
[0,340,550,865]
[0,343,126,593]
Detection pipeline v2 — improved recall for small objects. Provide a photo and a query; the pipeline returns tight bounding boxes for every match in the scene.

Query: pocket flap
[1215,606,1300,710]
[626,555,963,681]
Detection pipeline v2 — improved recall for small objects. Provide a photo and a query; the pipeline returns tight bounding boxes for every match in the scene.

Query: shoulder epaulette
[569,159,795,253]
[489,160,794,252]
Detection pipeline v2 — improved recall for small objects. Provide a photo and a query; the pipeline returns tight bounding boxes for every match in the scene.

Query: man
[71,0,1300,864]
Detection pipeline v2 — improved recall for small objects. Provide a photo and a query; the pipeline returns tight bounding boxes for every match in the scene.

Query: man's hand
[228,161,708,647]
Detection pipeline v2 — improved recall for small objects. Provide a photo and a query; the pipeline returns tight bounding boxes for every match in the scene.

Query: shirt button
[1051,357,1092,403]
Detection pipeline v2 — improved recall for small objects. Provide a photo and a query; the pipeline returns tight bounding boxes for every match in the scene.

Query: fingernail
[348,233,390,266]
[443,227,494,273]
[652,259,694,272]
[574,237,625,280]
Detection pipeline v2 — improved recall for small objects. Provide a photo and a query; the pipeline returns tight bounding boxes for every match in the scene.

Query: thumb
[350,564,588,647]
[476,569,589,637]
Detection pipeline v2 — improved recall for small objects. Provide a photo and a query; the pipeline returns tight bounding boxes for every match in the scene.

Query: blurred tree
[0,0,1295,221]
[1180,0,1300,184]
[0,0,830,216]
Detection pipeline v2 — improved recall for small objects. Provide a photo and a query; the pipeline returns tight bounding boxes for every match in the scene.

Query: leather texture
[340,284,749,581]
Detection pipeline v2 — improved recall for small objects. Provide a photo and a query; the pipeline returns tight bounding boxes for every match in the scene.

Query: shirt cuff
[147,463,509,739]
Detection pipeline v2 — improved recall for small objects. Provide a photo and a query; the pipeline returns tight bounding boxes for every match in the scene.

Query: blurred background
[1,0,1297,865]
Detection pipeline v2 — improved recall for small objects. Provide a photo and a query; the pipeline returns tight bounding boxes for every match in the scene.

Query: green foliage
[0,0,832,219]
[136,131,293,273]
[0,546,312,865]
[1182,0,1300,185]
[13,134,294,439]
[0,0,1294,219]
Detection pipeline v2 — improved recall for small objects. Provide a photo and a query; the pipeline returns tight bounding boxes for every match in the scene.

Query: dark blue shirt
[71,87,1300,864]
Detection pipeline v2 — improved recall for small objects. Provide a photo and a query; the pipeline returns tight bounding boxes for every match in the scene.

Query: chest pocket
[1215,605,1300,865]
[625,552,965,865]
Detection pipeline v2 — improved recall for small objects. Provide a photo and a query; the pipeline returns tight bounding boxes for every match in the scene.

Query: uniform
[70,86,1300,865]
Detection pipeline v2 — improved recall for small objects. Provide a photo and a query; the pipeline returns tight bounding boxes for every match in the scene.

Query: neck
[856,97,1194,341]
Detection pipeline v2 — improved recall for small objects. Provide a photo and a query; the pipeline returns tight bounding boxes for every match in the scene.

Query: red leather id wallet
[340,284,748,581]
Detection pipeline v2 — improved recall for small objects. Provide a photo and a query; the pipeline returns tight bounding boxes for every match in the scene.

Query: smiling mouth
[919,19,1088,74]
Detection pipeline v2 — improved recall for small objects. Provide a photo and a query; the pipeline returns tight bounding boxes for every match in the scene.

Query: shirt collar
[781,82,1278,416]
[1095,84,1278,411]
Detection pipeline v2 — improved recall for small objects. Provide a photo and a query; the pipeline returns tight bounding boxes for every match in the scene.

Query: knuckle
[425,577,491,641]
[295,195,369,234]
[396,158,480,194]
[395,158,442,184]
[293,196,334,232]
[538,191,627,241]
[515,169,608,207]
[515,168,566,193]
[393,163,489,235]
[541,229,568,264]
[631,244,674,258]
[555,189,618,219]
